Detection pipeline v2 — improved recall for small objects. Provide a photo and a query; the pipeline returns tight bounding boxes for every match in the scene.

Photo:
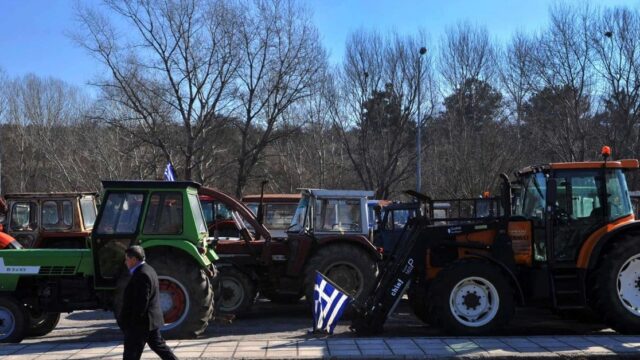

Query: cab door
[547,170,606,264]
[91,191,146,288]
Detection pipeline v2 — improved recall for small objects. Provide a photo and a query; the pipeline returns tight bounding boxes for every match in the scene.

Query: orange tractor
[353,147,640,335]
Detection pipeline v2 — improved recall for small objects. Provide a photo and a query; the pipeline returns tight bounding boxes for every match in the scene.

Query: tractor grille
[39,266,76,275]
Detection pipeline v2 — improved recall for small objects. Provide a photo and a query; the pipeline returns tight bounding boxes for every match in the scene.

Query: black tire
[26,311,60,337]
[428,259,514,335]
[0,296,28,343]
[218,267,256,316]
[261,289,303,304]
[147,252,214,339]
[591,237,640,334]
[303,244,378,307]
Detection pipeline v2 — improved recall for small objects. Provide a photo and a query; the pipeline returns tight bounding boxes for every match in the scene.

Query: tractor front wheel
[218,267,256,317]
[429,259,514,335]
[303,244,377,307]
[0,296,28,343]
[26,311,60,337]
[147,254,214,339]
[591,237,640,333]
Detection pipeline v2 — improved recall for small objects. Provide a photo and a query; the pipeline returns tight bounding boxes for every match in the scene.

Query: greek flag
[313,272,352,334]
[163,162,176,181]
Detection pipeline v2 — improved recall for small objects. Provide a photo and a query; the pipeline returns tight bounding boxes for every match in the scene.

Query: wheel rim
[159,276,190,330]
[220,276,245,312]
[449,276,500,327]
[0,306,16,340]
[325,261,363,297]
[616,253,640,317]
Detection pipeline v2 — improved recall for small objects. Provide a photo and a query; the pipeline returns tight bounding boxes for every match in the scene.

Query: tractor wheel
[591,237,640,333]
[0,296,28,343]
[218,267,256,316]
[303,244,378,308]
[147,254,214,339]
[428,259,514,335]
[26,311,60,337]
[261,289,303,304]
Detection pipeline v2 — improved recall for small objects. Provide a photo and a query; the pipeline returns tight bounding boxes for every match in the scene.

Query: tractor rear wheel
[303,244,377,308]
[147,253,214,339]
[591,237,640,333]
[429,259,514,335]
[0,296,28,343]
[26,311,60,337]
[218,267,256,316]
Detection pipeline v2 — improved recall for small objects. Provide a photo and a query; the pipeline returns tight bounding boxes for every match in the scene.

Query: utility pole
[416,47,427,193]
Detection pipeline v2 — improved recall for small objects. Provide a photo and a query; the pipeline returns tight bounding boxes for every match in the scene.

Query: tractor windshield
[514,172,547,220]
[288,195,309,233]
[188,193,208,235]
[314,198,361,233]
[80,196,97,229]
[607,169,633,220]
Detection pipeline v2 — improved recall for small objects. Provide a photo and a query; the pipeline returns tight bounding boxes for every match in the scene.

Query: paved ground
[1,299,636,359]
[3,335,640,359]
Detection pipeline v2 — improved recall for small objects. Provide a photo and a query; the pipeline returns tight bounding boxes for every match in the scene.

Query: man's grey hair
[125,245,145,261]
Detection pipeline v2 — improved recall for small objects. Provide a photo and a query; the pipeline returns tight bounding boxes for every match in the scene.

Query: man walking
[119,246,178,360]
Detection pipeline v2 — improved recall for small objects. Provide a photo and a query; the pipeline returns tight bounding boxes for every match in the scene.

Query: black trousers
[123,328,178,360]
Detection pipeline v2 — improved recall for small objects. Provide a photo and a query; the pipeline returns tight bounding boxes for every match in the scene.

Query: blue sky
[1,0,639,90]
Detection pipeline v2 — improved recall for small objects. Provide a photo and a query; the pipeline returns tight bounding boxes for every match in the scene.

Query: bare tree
[591,7,640,160]
[526,4,596,162]
[74,0,241,180]
[1,75,94,191]
[430,22,513,198]
[335,30,435,199]
[231,0,327,197]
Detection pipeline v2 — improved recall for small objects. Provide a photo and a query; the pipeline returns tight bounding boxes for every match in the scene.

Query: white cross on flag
[313,271,352,334]
[163,162,176,181]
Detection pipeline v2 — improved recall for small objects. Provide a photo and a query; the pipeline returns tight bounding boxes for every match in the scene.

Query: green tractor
[0,180,218,343]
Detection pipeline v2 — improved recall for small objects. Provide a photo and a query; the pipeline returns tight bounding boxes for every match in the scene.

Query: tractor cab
[91,180,212,288]
[287,189,374,236]
[511,159,636,265]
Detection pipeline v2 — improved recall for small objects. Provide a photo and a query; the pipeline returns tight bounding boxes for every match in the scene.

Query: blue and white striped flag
[163,162,176,181]
[313,272,352,334]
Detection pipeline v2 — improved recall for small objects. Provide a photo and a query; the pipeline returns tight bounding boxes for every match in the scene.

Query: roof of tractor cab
[101,180,201,189]
[4,192,98,199]
[300,189,375,198]
[518,159,639,175]
[242,194,301,202]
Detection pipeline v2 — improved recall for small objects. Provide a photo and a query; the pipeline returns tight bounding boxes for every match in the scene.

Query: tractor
[352,148,640,335]
[0,192,98,249]
[0,180,218,342]
[203,188,380,316]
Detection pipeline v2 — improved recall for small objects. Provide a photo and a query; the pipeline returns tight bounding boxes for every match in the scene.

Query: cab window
[96,193,144,235]
[143,192,183,235]
[42,200,73,230]
[10,202,38,231]
[80,196,97,229]
[315,198,361,232]
[515,172,547,220]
